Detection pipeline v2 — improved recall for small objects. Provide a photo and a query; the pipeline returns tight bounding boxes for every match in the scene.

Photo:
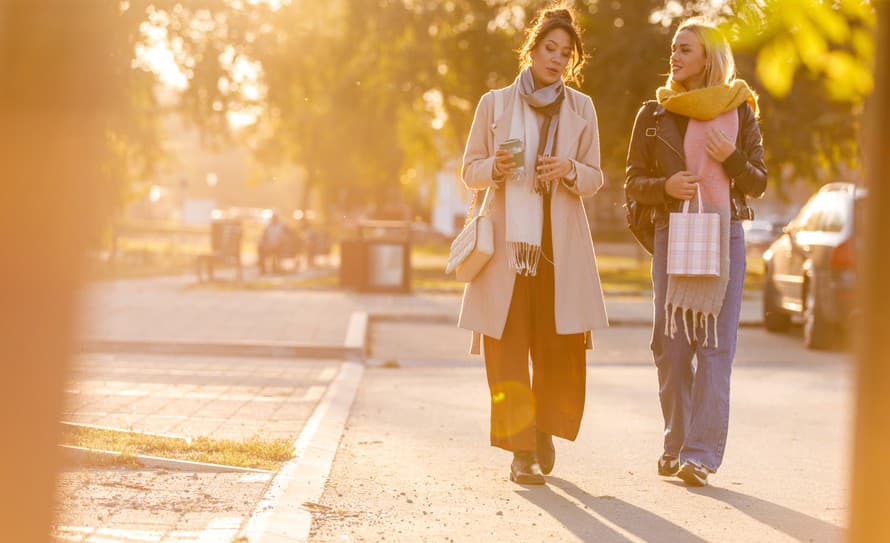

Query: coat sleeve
[624,102,669,206]
[564,96,605,198]
[721,103,768,198]
[461,91,500,191]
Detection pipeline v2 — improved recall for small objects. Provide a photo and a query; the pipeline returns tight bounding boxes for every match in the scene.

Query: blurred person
[625,18,767,486]
[303,221,324,268]
[458,4,608,485]
[257,212,294,274]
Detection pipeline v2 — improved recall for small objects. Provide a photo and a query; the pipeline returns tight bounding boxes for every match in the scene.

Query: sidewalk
[64,353,341,440]
[54,353,345,542]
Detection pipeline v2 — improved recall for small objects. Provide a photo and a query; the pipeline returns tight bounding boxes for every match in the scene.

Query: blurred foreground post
[0,2,120,541]
[850,3,890,542]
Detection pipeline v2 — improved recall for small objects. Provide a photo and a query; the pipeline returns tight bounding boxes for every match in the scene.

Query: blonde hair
[670,18,736,88]
[518,3,587,86]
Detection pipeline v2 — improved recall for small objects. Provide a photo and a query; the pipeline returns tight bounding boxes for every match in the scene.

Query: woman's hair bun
[544,8,574,24]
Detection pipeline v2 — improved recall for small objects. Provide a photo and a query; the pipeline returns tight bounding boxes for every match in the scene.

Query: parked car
[742,219,784,258]
[762,182,865,349]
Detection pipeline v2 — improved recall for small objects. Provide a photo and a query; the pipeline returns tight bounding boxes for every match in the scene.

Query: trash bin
[338,220,412,293]
[339,238,366,290]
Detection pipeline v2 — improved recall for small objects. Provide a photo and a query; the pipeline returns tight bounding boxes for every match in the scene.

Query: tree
[725,0,875,187]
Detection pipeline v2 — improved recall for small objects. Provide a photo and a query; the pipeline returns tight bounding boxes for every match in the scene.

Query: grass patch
[61,426,294,471]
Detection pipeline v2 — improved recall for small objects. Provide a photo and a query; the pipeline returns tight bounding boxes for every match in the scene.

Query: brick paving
[63,353,339,441]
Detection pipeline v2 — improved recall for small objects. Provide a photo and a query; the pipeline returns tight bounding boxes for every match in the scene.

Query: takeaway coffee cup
[498,138,524,168]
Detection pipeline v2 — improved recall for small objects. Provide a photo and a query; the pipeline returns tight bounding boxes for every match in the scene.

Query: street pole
[0,2,121,541]
[849,2,890,542]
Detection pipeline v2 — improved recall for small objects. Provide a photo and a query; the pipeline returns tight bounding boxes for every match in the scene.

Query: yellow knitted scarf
[656,79,758,121]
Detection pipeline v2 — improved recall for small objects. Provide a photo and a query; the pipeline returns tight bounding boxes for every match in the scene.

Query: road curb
[60,445,275,474]
[78,338,362,360]
[240,361,365,543]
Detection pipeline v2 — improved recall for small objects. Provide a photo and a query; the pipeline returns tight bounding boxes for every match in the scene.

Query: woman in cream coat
[457,5,608,485]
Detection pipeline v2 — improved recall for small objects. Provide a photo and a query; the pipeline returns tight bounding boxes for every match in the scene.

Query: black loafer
[510,451,545,485]
[536,431,555,475]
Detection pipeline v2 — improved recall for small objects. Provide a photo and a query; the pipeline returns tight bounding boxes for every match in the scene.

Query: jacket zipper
[656,134,684,162]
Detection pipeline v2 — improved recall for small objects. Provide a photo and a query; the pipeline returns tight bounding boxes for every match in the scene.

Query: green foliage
[722,0,875,184]
[728,0,876,101]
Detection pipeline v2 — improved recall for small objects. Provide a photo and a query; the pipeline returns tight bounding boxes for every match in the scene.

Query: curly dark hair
[518,3,587,86]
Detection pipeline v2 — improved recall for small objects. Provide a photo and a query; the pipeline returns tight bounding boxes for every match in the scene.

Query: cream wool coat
[458,82,609,354]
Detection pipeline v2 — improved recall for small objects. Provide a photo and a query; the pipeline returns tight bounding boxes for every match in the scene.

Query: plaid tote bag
[667,185,720,277]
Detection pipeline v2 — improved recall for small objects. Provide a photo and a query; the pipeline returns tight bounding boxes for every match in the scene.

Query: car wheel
[803,274,835,350]
[763,265,791,333]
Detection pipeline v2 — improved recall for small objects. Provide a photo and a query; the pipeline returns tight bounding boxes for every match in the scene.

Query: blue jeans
[651,220,746,472]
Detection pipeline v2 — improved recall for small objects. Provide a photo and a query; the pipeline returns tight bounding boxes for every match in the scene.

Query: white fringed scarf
[504,69,564,276]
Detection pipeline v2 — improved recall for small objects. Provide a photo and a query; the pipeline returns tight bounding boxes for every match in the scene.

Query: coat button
[491,123,497,130]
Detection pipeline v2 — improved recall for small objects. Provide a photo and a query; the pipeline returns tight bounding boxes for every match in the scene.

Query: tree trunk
[849,3,890,542]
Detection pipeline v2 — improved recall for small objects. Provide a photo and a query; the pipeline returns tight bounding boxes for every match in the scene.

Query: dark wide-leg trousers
[482,194,586,451]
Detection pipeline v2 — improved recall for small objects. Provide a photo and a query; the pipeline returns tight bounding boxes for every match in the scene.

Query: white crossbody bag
[445,89,506,282]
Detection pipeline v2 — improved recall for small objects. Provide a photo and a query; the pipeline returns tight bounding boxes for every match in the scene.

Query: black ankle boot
[536,431,555,475]
[510,450,545,485]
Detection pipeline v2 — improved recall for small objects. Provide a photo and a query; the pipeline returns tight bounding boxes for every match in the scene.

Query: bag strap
[464,88,506,225]
[681,183,704,214]
[494,87,504,122]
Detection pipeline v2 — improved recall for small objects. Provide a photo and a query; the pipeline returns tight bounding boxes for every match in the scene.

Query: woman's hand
[705,127,736,162]
[664,171,702,200]
[535,155,573,183]
[493,150,517,180]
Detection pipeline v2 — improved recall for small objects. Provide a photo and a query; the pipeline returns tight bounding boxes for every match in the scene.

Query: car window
[819,195,850,233]
[796,194,827,232]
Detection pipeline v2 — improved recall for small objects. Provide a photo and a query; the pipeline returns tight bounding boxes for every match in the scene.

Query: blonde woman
[457,4,608,485]
[625,19,767,486]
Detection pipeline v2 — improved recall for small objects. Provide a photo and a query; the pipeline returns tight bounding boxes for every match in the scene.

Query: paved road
[78,277,764,348]
[313,324,851,542]
[371,318,838,368]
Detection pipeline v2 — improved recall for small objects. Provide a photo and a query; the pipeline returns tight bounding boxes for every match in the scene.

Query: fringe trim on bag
[665,304,719,349]
[508,241,542,276]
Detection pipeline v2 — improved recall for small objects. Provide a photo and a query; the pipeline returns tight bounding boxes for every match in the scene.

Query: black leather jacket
[625,100,767,226]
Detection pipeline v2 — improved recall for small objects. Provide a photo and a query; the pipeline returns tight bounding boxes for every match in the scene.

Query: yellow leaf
[792,20,828,71]
[807,2,850,43]
[823,51,873,100]
[851,28,876,64]
[757,35,800,98]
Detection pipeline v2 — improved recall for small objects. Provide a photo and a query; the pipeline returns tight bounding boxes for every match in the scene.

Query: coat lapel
[552,94,585,198]
[554,97,584,160]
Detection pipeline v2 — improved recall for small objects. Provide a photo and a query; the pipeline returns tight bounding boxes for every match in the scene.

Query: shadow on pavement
[676,482,845,542]
[515,476,708,543]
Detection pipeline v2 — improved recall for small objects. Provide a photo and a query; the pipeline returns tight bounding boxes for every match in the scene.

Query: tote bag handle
[681,183,704,214]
